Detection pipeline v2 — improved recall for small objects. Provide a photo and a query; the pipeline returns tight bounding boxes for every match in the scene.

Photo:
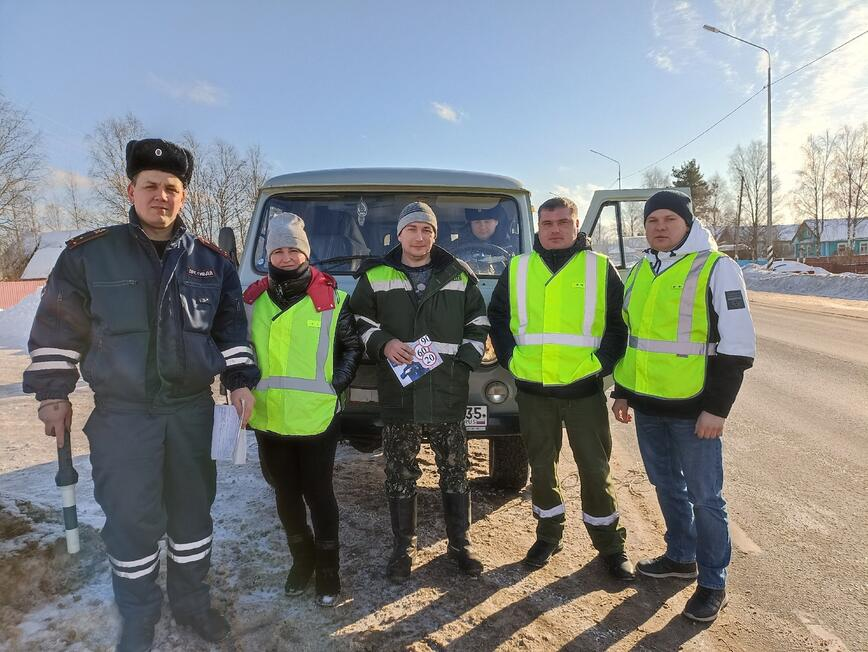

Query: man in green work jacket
[350,201,490,582]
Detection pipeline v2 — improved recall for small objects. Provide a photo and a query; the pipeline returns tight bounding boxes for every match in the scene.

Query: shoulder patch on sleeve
[725,290,746,310]
[66,228,109,249]
[195,236,231,260]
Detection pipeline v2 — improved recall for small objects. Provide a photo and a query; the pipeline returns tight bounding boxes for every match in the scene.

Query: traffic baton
[55,430,80,554]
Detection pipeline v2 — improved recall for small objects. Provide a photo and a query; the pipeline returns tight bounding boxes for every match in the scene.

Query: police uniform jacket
[24,207,260,408]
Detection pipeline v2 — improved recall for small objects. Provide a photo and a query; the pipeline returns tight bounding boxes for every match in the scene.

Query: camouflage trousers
[382,421,470,498]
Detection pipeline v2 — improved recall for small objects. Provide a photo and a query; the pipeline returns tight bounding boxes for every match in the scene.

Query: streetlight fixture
[703,23,774,264]
[589,149,621,189]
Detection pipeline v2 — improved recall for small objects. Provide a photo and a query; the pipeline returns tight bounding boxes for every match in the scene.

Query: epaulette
[196,236,231,260]
[66,228,110,249]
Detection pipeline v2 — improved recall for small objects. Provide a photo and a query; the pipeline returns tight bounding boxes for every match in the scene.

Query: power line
[621,27,868,181]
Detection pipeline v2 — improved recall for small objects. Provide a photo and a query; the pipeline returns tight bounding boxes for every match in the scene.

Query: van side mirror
[218,227,239,268]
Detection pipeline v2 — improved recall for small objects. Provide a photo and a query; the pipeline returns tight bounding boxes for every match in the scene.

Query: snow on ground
[743,264,868,300]
[0,291,41,352]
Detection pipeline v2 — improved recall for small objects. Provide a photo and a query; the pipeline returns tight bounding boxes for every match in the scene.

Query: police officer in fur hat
[24,138,261,651]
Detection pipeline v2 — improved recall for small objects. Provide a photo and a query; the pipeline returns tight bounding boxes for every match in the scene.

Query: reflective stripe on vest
[249,289,345,436]
[614,251,722,400]
[507,250,607,385]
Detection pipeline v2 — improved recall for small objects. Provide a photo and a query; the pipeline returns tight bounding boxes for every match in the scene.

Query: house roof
[798,218,868,242]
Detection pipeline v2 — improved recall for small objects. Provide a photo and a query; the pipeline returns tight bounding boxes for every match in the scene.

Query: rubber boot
[285,531,315,596]
[442,491,484,578]
[386,494,417,583]
[314,540,341,607]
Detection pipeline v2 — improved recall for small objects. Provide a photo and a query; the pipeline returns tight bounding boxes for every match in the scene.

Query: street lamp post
[589,149,621,189]
[589,149,625,264]
[703,24,773,264]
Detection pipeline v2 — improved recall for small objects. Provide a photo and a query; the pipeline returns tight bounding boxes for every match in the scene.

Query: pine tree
[672,159,710,217]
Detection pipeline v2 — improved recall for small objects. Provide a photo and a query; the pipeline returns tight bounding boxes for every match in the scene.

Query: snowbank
[0,290,40,351]
[743,265,868,300]
[20,230,86,280]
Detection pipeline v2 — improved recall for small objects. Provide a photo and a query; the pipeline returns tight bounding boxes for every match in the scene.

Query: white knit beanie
[266,212,311,258]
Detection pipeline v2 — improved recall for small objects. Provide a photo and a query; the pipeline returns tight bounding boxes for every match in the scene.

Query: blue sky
[2,0,867,222]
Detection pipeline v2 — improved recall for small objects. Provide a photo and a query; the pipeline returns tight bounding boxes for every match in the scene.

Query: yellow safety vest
[614,251,722,400]
[249,289,346,436]
[507,250,608,385]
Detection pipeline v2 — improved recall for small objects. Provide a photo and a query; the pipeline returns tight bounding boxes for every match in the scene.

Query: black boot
[285,531,315,596]
[386,494,417,583]
[174,607,230,643]
[314,540,341,607]
[442,491,484,578]
[116,618,155,652]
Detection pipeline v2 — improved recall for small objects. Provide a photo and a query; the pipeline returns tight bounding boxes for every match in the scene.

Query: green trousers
[516,389,626,555]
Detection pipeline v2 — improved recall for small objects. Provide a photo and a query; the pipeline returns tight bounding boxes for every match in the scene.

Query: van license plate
[464,405,487,431]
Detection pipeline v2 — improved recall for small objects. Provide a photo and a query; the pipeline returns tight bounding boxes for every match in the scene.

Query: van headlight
[481,336,498,366]
[485,381,509,404]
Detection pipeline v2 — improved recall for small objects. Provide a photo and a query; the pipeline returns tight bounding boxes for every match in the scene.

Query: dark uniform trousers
[516,389,626,555]
[84,398,216,625]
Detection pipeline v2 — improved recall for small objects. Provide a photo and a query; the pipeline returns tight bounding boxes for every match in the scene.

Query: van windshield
[253,193,522,276]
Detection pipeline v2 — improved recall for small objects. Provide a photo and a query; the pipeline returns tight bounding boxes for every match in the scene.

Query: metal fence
[0,280,45,310]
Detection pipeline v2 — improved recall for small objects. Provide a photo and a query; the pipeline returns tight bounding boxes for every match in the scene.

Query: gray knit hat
[397,201,438,236]
[266,212,311,258]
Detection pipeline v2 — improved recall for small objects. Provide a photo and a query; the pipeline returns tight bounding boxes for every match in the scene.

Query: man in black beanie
[25,137,260,651]
[612,188,756,622]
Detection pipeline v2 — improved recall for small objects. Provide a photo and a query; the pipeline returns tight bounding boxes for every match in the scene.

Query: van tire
[488,435,528,490]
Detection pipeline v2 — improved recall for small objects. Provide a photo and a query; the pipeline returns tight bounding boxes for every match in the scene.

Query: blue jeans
[634,411,730,590]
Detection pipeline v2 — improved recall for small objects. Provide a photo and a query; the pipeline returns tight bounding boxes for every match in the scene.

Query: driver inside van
[453,204,513,251]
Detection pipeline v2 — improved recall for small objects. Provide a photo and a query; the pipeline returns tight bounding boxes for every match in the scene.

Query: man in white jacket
[611,190,755,622]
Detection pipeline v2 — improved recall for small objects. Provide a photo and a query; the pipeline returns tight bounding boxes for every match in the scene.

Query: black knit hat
[643,190,694,227]
[125,138,194,186]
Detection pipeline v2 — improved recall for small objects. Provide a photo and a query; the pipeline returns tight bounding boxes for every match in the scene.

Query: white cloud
[48,168,95,189]
[648,0,701,73]
[432,102,461,123]
[551,182,607,219]
[649,50,675,72]
[774,3,868,214]
[148,74,225,105]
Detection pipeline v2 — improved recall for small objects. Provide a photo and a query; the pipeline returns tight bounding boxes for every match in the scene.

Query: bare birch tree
[830,123,868,254]
[0,95,42,233]
[793,131,836,255]
[87,113,144,225]
[729,141,770,258]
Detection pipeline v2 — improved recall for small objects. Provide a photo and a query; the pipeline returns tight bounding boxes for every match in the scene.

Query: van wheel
[488,435,528,491]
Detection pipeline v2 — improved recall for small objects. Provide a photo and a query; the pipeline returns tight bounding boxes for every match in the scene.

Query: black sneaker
[602,551,636,581]
[174,608,231,643]
[523,539,564,568]
[636,554,698,579]
[683,586,728,622]
[116,619,154,652]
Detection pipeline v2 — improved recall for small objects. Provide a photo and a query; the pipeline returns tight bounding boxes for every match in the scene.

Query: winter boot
[314,540,341,607]
[174,607,231,643]
[285,531,316,596]
[386,494,417,583]
[442,491,484,578]
[116,618,155,652]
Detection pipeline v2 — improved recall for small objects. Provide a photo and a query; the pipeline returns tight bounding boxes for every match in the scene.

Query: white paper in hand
[211,404,242,462]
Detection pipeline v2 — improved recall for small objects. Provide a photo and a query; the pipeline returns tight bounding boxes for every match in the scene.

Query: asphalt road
[612,291,868,651]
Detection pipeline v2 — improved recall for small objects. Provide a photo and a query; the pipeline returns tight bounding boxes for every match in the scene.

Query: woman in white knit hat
[242,212,363,607]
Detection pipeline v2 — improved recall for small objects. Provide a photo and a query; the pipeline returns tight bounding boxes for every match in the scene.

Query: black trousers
[255,423,339,544]
[84,399,216,625]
